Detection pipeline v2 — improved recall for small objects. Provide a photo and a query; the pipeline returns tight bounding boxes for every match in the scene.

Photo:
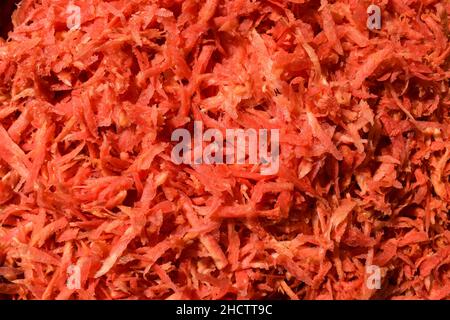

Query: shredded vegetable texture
[0,0,449,300]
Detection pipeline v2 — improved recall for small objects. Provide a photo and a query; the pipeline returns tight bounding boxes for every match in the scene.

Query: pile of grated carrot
[0,0,449,299]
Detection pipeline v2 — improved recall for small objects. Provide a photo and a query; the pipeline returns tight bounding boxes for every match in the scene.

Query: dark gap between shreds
[0,0,20,40]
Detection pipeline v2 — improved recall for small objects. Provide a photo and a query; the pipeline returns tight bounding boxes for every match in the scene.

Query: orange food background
[0,0,449,299]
